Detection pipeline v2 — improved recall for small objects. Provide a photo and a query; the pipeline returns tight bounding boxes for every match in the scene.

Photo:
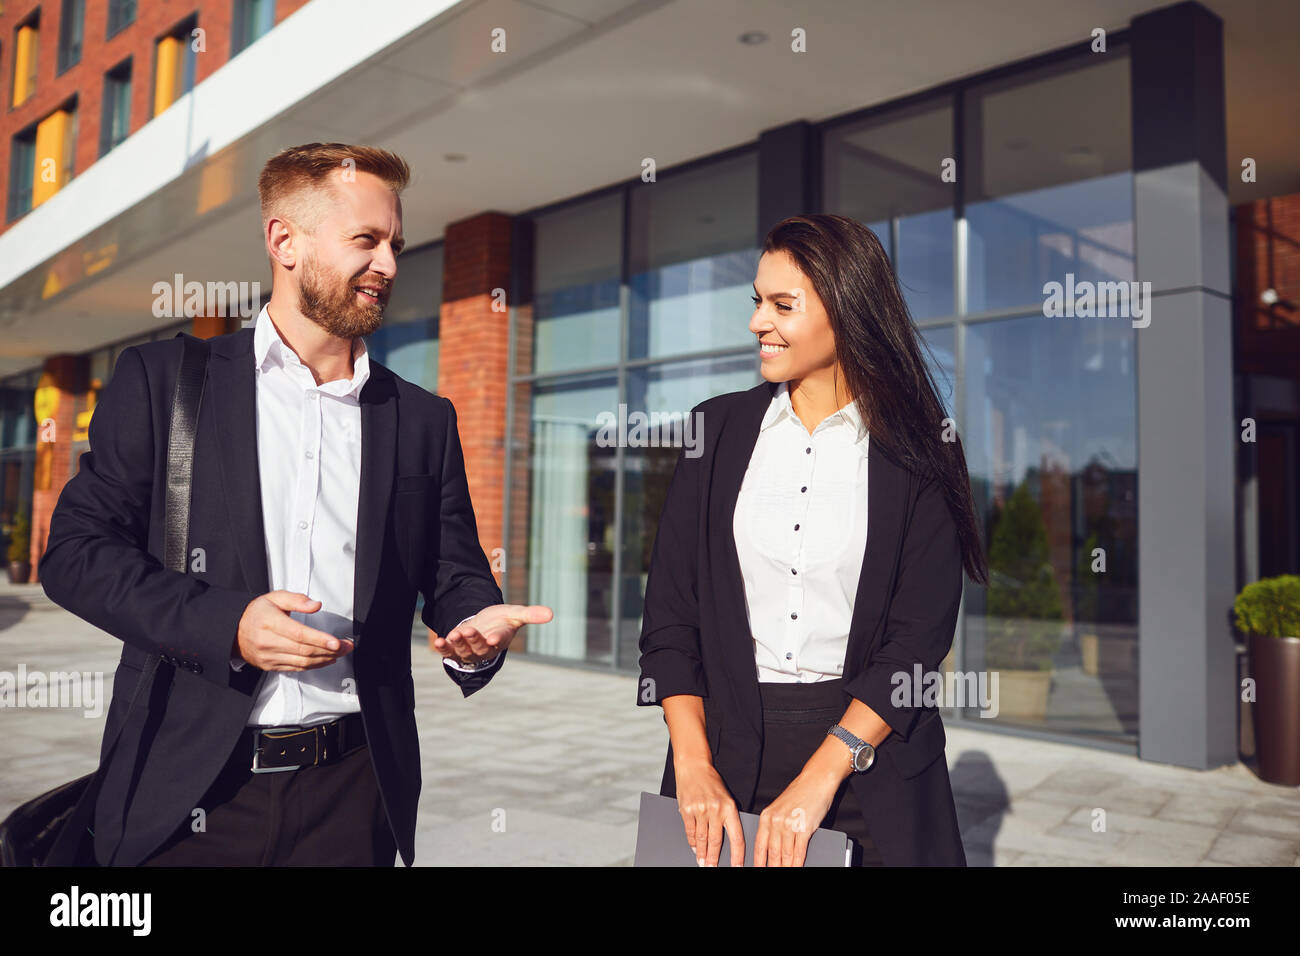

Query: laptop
[633,791,853,866]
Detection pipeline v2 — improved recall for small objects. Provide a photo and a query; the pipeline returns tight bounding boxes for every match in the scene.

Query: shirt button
[801,486,807,493]
[790,612,798,620]
[785,652,793,660]
[305,450,314,459]
[308,393,318,401]
[791,568,797,575]
[298,520,308,530]
[805,447,811,454]
[794,523,800,531]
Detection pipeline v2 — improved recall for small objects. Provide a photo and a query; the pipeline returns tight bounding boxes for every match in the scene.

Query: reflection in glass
[919,325,955,421]
[519,374,619,662]
[627,152,758,360]
[962,313,1137,742]
[532,193,622,374]
[824,100,955,319]
[366,243,441,393]
[964,52,1133,313]
[618,355,761,668]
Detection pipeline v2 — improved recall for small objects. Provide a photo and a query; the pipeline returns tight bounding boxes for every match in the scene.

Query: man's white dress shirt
[733,380,869,683]
[232,305,498,728]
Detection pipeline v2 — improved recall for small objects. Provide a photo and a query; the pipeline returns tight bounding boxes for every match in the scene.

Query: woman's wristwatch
[827,724,876,772]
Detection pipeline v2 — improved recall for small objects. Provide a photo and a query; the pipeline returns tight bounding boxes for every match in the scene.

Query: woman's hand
[753,761,842,867]
[674,755,746,867]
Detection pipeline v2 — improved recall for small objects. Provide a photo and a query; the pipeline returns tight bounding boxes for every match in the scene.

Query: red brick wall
[0,0,312,236]
[1235,194,1300,379]
[436,211,512,631]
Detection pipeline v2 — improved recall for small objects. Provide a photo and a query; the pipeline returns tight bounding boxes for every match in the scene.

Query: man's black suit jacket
[38,326,504,866]
[637,380,968,866]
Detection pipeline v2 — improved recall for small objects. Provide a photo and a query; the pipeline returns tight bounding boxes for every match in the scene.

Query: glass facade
[1,36,1146,752]
[824,99,955,320]
[365,241,442,393]
[824,47,1138,744]
[495,45,1140,747]
[510,151,764,667]
[0,368,39,560]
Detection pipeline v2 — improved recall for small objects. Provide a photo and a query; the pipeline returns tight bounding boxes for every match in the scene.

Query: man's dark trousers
[140,729,396,866]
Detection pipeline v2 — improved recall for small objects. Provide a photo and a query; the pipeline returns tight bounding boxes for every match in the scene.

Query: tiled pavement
[2,578,1296,866]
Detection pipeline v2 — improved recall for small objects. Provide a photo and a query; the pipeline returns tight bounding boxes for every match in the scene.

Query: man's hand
[235,591,354,671]
[428,604,553,666]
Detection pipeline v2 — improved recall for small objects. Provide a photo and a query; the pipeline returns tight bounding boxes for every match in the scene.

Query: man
[38,142,551,866]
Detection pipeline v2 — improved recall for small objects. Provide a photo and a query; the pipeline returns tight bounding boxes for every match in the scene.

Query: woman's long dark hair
[762,214,988,585]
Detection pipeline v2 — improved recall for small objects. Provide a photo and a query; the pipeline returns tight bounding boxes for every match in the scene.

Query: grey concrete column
[1131,1,1236,769]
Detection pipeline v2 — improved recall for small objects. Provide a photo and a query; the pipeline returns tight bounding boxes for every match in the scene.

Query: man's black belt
[249,713,366,773]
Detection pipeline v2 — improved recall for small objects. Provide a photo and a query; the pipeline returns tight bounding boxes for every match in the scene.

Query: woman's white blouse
[733,380,869,683]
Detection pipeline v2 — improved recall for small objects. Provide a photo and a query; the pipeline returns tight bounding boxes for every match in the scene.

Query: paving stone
[4,578,1300,866]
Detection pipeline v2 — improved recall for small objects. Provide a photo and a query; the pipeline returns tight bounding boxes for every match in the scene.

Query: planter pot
[990,668,1052,720]
[7,560,31,584]
[1248,632,1300,786]
[1079,632,1136,676]
[1080,633,1099,675]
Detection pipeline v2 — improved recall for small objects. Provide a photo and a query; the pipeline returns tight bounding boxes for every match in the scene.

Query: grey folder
[633,791,852,866]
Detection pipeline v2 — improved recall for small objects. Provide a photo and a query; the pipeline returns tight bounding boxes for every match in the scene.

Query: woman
[637,213,987,867]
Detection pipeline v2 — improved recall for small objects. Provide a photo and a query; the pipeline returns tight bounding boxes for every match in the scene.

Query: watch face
[854,745,874,772]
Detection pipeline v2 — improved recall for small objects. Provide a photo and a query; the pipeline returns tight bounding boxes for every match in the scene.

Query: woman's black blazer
[637,379,967,866]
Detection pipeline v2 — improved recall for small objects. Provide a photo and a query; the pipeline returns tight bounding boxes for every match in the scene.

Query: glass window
[920,325,955,420]
[100,59,133,157]
[961,312,1137,742]
[58,0,86,74]
[617,355,761,667]
[231,0,276,57]
[963,51,1133,314]
[530,192,622,375]
[7,130,37,221]
[108,0,137,39]
[824,99,956,319]
[89,347,113,390]
[0,370,40,451]
[627,151,758,360]
[513,373,620,663]
[366,242,441,393]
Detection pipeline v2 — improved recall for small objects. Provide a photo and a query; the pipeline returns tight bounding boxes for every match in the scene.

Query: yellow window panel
[33,110,72,207]
[13,24,39,106]
[154,36,182,115]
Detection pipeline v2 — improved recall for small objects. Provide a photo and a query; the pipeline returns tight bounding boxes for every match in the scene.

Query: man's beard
[297,250,387,339]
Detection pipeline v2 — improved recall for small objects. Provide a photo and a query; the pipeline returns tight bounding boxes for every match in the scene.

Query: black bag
[0,332,211,866]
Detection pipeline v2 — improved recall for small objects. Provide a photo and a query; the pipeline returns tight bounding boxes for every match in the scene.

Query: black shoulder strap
[125,332,210,698]
[163,333,209,574]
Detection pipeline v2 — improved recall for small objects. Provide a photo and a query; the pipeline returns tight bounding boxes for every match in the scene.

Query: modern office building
[1,0,1296,772]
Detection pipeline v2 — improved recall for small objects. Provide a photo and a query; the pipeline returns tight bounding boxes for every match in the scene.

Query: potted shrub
[1235,574,1300,786]
[1077,528,1103,675]
[6,511,32,584]
[984,482,1063,719]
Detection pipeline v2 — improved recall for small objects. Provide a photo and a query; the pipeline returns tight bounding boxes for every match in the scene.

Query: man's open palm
[429,604,553,665]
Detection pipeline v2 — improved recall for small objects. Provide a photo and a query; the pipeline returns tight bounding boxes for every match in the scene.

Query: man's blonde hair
[257,142,411,236]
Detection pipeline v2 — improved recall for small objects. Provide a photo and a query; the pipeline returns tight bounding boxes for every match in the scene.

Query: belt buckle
[252,725,316,774]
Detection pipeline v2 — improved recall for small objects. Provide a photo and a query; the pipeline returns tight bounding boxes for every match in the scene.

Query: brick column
[192,313,239,338]
[437,212,512,624]
[29,354,89,583]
